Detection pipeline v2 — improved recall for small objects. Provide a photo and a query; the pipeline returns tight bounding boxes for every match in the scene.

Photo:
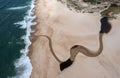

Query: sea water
[0,0,36,78]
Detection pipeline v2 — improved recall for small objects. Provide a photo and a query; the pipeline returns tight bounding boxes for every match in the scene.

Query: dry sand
[29,0,120,78]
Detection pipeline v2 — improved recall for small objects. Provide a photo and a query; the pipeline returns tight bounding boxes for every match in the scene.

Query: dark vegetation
[101,4,120,16]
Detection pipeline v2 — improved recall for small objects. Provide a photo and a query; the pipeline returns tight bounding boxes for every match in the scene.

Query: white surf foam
[7,6,28,10]
[9,0,36,78]
[14,16,36,29]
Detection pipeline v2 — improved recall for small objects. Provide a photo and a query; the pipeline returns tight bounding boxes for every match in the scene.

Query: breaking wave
[9,0,36,78]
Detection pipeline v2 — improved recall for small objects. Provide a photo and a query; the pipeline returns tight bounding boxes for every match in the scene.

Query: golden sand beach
[29,0,120,78]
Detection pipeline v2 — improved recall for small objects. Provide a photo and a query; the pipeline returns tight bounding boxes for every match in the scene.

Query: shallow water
[100,17,111,33]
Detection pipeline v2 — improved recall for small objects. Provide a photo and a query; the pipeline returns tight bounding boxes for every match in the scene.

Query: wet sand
[29,0,120,78]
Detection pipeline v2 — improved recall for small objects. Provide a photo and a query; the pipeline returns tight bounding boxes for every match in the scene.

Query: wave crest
[7,6,28,10]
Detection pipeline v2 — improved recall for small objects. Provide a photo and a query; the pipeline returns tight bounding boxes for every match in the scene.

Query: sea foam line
[10,0,36,78]
[7,6,28,10]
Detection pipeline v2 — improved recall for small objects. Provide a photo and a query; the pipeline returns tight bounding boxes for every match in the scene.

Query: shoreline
[28,0,39,58]
[28,1,65,77]
[13,0,37,77]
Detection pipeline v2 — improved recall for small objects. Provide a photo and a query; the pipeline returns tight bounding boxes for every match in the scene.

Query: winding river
[39,16,112,71]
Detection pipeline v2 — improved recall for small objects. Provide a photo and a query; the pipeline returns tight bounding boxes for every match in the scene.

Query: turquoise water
[0,0,34,78]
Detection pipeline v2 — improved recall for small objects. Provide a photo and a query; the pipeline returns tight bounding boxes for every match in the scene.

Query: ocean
[0,0,36,78]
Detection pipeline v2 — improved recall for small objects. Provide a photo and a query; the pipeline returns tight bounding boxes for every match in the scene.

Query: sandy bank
[29,0,120,78]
